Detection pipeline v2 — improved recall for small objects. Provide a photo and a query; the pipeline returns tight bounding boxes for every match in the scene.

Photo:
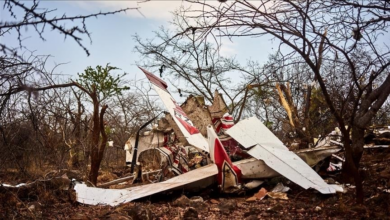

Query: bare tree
[102,84,161,167]
[0,0,136,178]
[173,0,390,202]
[1,0,135,113]
[134,10,275,119]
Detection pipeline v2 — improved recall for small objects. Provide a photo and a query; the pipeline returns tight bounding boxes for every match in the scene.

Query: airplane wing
[226,117,338,194]
[139,67,209,153]
[74,164,218,206]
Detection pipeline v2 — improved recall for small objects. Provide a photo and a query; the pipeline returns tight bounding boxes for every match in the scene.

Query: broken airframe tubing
[130,111,166,173]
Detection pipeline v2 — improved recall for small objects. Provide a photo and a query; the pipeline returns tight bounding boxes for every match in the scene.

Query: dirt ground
[1,148,390,219]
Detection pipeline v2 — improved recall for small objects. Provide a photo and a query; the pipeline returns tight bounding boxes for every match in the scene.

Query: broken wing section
[226,117,337,194]
[75,164,218,206]
[139,67,209,153]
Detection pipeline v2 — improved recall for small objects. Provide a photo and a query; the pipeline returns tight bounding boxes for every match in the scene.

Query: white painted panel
[152,85,209,153]
[233,158,280,179]
[226,117,287,150]
[248,145,336,194]
[228,117,336,194]
[125,132,165,163]
[75,164,218,206]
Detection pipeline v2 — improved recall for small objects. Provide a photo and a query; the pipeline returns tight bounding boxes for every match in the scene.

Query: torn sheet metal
[365,127,390,145]
[75,164,218,206]
[296,146,342,167]
[138,148,175,173]
[233,146,340,179]
[98,170,162,188]
[139,67,209,154]
[1,177,71,190]
[226,117,338,194]
[331,154,345,162]
[1,183,28,188]
[326,154,344,172]
[233,158,279,179]
[207,125,241,192]
[327,162,342,172]
[226,117,287,151]
[364,145,389,149]
[244,180,264,189]
[214,113,249,160]
[315,128,343,148]
[125,132,165,164]
[271,183,290,193]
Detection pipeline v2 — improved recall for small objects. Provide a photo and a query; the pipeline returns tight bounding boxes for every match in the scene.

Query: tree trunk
[97,105,108,167]
[89,155,100,186]
[83,116,91,167]
[88,99,101,185]
[351,126,365,168]
[88,102,108,186]
[341,129,364,203]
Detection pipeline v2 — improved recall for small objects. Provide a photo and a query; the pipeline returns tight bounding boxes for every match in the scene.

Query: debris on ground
[3,68,390,218]
[254,187,268,200]
[1,147,390,219]
[271,183,290,193]
[267,192,289,200]
[71,68,343,205]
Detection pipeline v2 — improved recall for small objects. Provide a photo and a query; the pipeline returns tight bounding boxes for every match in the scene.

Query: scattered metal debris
[1,177,71,190]
[73,68,344,206]
[226,117,339,194]
[271,183,290,193]
[74,164,218,206]
[315,128,343,148]
[140,67,209,153]
[296,146,342,167]
[244,180,264,189]
[364,144,389,149]
[377,187,390,193]
[326,154,345,172]
[254,188,267,200]
[98,170,162,188]
[365,126,390,146]
[327,162,343,172]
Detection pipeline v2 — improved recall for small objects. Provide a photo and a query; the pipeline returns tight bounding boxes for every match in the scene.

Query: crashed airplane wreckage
[74,68,342,206]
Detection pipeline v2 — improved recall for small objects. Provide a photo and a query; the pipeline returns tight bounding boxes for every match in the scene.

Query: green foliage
[251,86,271,100]
[76,64,130,102]
[264,121,273,129]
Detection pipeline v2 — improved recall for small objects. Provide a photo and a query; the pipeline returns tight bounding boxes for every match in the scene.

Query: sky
[1,0,276,103]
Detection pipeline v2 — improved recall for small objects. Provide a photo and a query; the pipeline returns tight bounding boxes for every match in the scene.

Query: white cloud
[68,0,241,21]
[67,1,269,58]
[68,1,194,21]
